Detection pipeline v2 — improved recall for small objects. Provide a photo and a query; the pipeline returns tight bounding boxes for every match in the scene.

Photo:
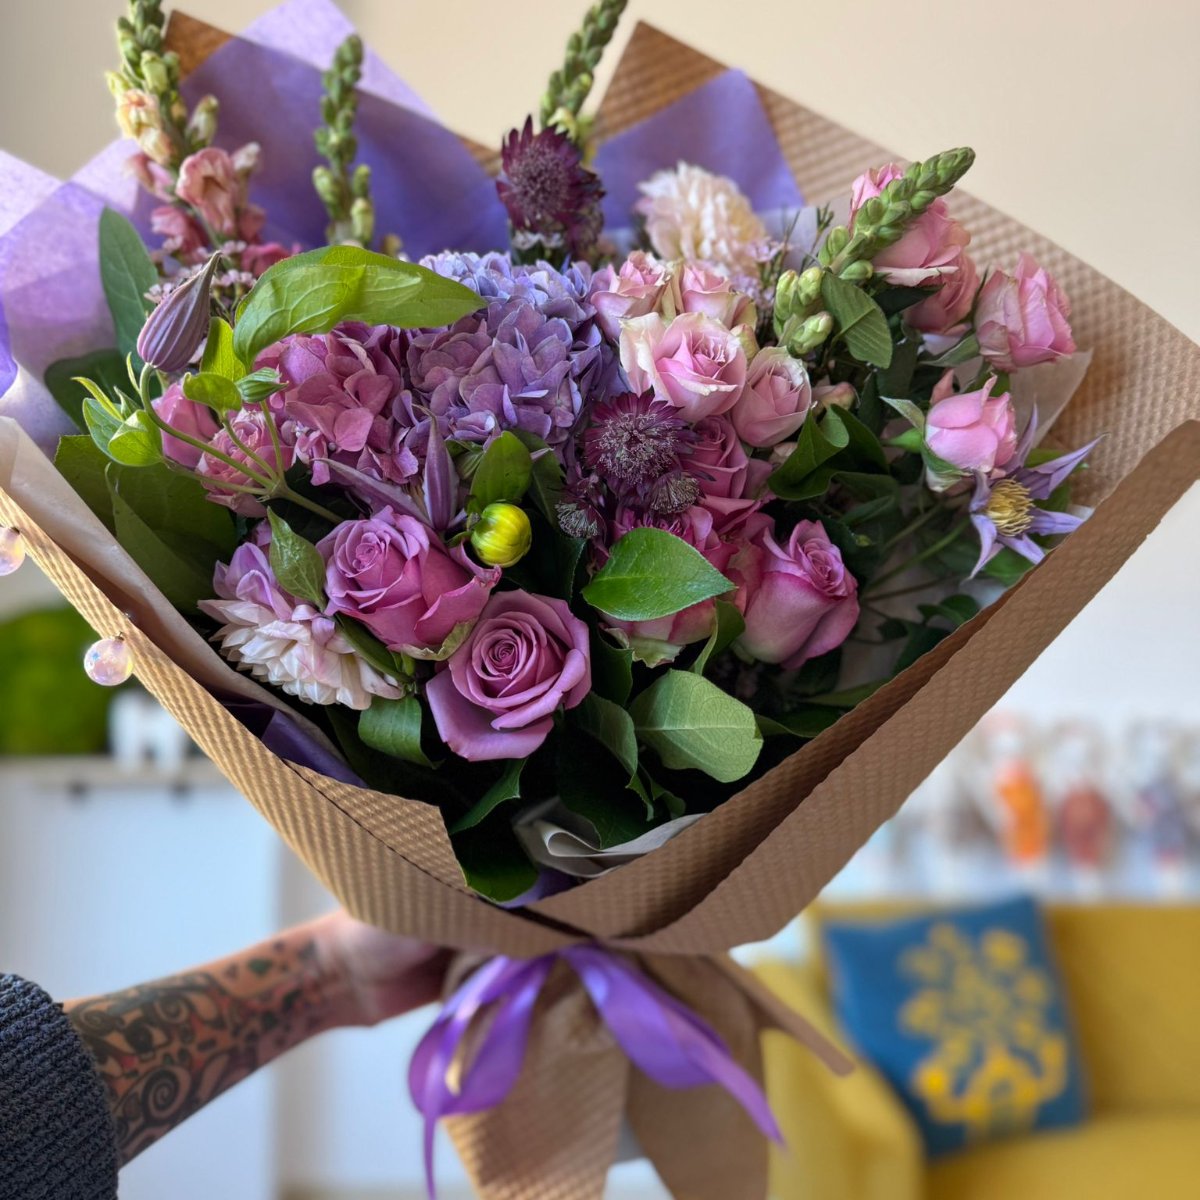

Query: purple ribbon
[408,947,782,1198]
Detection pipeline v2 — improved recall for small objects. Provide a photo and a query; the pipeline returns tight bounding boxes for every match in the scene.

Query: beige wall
[0,0,1197,339]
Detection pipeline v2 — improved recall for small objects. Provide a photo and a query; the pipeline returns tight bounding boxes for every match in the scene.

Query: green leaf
[335,616,410,681]
[267,510,327,607]
[105,409,162,467]
[233,245,483,365]
[81,395,124,452]
[583,528,733,621]
[54,435,116,533]
[557,729,658,847]
[236,368,287,404]
[468,431,532,513]
[183,371,243,413]
[821,271,893,367]
[768,407,890,502]
[881,394,927,433]
[927,332,981,367]
[590,626,633,704]
[513,431,566,527]
[453,814,538,902]
[631,670,763,783]
[358,696,434,768]
[576,693,639,779]
[807,680,885,708]
[917,593,980,629]
[200,317,247,380]
[879,329,921,398]
[44,350,129,431]
[691,599,745,676]
[982,546,1036,587]
[757,706,843,739]
[98,208,157,360]
[107,458,237,559]
[448,758,524,835]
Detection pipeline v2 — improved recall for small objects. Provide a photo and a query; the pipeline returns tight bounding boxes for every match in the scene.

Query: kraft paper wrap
[1,16,1197,1199]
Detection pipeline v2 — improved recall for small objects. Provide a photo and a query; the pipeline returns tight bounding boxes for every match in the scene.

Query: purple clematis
[969,408,1102,576]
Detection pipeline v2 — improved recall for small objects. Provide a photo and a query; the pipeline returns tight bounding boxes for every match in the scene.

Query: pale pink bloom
[667,261,757,328]
[588,251,670,340]
[199,541,404,710]
[176,147,240,236]
[908,253,979,336]
[925,371,1017,481]
[150,206,208,264]
[732,347,812,448]
[975,253,1075,371]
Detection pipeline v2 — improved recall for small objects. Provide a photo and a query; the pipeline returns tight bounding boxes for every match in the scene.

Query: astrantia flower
[581,393,697,509]
[635,163,775,287]
[497,117,604,256]
[199,541,403,710]
[968,411,1102,576]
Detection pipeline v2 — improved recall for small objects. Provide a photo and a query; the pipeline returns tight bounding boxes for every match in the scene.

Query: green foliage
[468,432,532,513]
[449,758,524,835]
[232,246,482,365]
[690,599,745,676]
[583,528,733,621]
[200,317,247,380]
[54,436,117,533]
[358,696,434,768]
[98,208,157,360]
[183,371,242,413]
[631,670,762,783]
[589,625,633,704]
[557,728,659,848]
[453,807,538,902]
[769,407,890,502]
[821,271,893,367]
[44,350,128,431]
[266,511,327,608]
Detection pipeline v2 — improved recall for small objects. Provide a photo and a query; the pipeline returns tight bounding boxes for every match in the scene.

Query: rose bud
[732,347,813,448]
[471,502,533,568]
[924,371,1017,479]
[136,252,219,372]
[975,253,1075,371]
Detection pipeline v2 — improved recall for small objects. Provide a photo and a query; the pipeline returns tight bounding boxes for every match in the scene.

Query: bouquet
[1,2,1196,1196]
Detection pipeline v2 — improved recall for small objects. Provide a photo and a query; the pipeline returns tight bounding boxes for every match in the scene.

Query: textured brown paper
[1,15,1195,1199]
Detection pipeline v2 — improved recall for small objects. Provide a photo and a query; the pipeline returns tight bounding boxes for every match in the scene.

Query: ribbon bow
[408,946,783,1198]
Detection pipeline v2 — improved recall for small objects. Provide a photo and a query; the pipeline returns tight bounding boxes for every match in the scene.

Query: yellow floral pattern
[898,922,1068,1140]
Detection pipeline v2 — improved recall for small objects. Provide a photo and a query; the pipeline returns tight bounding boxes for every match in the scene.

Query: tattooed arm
[64,911,448,1166]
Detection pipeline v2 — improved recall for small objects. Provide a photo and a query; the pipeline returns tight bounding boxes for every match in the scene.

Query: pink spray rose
[194,408,294,515]
[152,380,220,469]
[668,262,757,328]
[925,371,1017,477]
[588,250,670,340]
[733,520,859,669]
[619,311,746,422]
[426,591,591,761]
[907,252,979,336]
[850,164,971,287]
[732,347,813,448]
[605,505,737,667]
[176,147,241,237]
[975,253,1075,371]
[686,417,772,536]
[319,509,498,657]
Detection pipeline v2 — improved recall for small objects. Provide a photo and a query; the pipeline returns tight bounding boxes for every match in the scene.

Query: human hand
[311,909,452,1028]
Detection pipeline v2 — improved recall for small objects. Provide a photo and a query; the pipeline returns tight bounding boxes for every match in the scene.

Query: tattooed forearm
[65,931,344,1165]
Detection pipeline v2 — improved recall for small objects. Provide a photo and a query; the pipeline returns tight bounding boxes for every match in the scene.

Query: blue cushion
[822,895,1087,1156]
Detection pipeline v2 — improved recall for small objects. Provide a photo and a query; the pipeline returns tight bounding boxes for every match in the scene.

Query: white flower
[635,163,774,284]
[199,543,403,711]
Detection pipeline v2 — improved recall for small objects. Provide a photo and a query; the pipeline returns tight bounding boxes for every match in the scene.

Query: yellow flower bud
[471,503,532,568]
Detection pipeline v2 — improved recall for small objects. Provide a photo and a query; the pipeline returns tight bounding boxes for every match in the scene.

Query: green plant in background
[0,608,120,755]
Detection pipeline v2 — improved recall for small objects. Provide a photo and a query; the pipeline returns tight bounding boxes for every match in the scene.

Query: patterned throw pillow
[822,895,1087,1155]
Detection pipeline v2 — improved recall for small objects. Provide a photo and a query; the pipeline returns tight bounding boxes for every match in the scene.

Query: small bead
[0,528,26,576]
[84,637,134,686]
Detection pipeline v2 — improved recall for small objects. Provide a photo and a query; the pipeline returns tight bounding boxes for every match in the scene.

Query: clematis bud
[471,503,533,568]
[136,253,220,372]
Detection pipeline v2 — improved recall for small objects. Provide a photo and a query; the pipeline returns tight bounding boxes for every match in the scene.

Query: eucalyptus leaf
[821,271,893,367]
[358,696,434,768]
[232,245,483,364]
[631,670,762,783]
[183,371,243,413]
[98,208,157,361]
[267,510,327,607]
[583,528,733,621]
[200,317,247,380]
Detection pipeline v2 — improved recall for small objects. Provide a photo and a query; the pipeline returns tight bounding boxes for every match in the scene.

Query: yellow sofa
[756,904,1200,1200]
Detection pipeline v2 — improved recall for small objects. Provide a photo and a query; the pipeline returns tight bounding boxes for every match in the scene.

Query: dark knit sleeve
[0,975,119,1200]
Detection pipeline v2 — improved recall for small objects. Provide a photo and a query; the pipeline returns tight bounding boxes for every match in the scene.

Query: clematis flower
[199,540,403,710]
[968,410,1101,575]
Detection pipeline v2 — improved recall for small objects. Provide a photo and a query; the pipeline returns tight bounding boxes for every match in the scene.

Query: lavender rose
[619,311,747,422]
[319,508,498,657]
[975,253,1075,371]
[733,520,859,669]
[732,347,813,448]
[426,591,591,761]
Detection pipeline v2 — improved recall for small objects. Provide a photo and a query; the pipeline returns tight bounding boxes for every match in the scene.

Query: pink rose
[241,242,294,277]
[319,508,498,657]
[619,311,746,422]
[152,380,220,469]
[907,252,979,336]
[925,371,1017,475]
[588,251,670,340]
[850,164,971,287]
[975,253,1075,371]
[605,505,736,666]
[733,520,859,669]
[668,262,757,327]
[195,408,294,515]
[176,147,240,237]
[150,205,208,265]
[427,591,590,761]
[732,347,813,448]
[688,417,772,536]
